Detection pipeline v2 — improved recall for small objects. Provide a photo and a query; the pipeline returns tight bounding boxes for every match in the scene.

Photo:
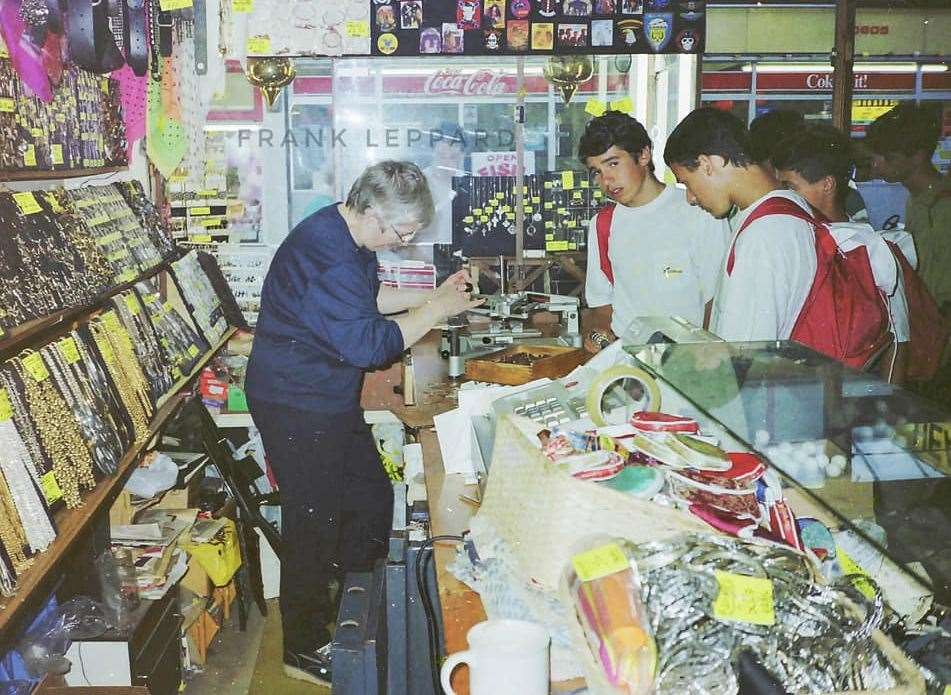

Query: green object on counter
[227,386,249,412]
[603,466,665,498]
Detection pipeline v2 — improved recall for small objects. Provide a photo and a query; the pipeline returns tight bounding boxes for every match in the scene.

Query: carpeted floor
[248,601,331,695]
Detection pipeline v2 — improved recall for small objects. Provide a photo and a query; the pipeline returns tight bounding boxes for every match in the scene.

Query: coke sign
[805,73,870,90]
[424,68,511,96]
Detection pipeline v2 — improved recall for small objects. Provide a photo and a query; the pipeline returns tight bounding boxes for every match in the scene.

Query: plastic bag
[16,597,108,678]
[564,539,656,695]
[124,452,178,498]
[182,518,242,586]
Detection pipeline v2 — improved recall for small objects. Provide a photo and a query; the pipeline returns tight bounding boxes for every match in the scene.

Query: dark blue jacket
[245,204,404,414]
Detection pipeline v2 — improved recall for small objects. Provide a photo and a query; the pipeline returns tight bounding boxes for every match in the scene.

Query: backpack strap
[726,196,832,275]
[595,204,616,285]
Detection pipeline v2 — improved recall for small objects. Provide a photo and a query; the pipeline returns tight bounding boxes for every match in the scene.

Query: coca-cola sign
[424,68,513,96]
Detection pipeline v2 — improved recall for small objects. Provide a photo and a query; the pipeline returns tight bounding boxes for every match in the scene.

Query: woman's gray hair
[346,160,435,228]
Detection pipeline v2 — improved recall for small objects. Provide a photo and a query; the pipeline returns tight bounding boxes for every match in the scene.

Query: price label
[143,294,158,304]
[172,366,184,380]
[23,145,37,167]
[117,269,137,283]
[55,339,81,367]
[572,191,583,199]
[346,20,370,38]
[125,294,141,315]
[30,127,43,138]
[40,472,63,504]
[712,570,775,626]
[190,206,212,216]
[463,216,474,223]
[580,180,590,188]
[531,196,541,204]
[22,353,49,382]
[561,170,575,190]
[187,344,200,358]
[164,302,175,314]
[101,78,109,94]
[247,35,272,55]
[546,240,569,251]
[836,546,876,600]
[198,189,219,197]
[159,0,192,9]
[567,220,577,229]
[0,97,14,112]
[50,144,64,165]
[232,0,253,11]
[0,389,12,421]
[190,234,213,243]
[571,543,629,581]
[13,192,42,215]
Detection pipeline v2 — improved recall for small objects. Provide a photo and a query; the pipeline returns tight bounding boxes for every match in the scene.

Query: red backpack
[595,204,617,284]
[726,196,890,370]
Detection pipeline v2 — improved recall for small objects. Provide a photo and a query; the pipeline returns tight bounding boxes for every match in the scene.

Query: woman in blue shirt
[246,161,480,686]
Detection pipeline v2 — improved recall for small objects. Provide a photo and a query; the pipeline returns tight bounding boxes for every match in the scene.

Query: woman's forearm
[377,285,433,315]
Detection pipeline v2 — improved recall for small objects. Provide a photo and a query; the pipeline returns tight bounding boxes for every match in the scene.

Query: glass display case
[626,340,951,605]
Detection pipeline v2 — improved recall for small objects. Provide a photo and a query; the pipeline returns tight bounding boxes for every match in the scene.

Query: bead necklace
[0,367,52,483]
[89,319,151,441]
[0,419,56,554]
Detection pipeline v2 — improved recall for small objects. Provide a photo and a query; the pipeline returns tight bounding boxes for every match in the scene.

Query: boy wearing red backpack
[578,111,730,352]
[664,108,892,370]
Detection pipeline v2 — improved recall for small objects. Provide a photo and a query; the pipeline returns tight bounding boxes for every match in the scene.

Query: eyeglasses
[386,222,418,244]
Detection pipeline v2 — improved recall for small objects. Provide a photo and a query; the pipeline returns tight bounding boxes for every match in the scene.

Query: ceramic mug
[440,618,551,695]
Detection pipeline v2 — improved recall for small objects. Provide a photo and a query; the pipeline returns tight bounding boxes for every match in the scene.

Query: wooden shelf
[0,166,125,182]
[0,253,183,359]
[0,327,236,642]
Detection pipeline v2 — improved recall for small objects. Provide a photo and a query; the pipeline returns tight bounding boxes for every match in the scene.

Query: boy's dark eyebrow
[588,155,619,173]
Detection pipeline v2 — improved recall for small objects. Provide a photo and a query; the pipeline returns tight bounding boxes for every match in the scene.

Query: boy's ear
[696,154,716,176]
[822,175,837,196]
[637,146,653,167]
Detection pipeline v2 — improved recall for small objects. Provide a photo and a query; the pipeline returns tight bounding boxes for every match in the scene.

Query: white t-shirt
[585,185,731,337]
[711,190,817,342]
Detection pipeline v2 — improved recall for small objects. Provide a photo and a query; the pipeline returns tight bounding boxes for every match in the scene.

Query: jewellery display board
[0,56,126,176]
[452,171,607,256]
[0,183,176,338]
[169,250,231,347]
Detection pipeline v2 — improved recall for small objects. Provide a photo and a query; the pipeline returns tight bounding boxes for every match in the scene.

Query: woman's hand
[430,271,484,319]
[434,269,473,300]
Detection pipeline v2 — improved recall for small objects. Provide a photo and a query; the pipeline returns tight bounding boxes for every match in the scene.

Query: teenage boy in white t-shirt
[663,107,817,342]
[579,111,731,352]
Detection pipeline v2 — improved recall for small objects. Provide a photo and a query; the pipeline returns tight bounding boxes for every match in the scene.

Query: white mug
[440,618,551,695]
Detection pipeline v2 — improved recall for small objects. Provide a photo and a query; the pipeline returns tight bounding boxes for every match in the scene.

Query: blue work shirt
[245,204,405,415]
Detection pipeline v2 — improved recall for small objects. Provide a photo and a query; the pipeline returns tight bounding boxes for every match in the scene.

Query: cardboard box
[152,476,201,510]
[180,556,212,597]
[108,491,134,528]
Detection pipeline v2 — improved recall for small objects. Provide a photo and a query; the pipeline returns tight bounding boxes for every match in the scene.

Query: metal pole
[831,0,857,133]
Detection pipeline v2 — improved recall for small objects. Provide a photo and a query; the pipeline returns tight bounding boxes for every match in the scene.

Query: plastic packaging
[96,547,140,631]
[16,597,108,678]
[565,541,656,694]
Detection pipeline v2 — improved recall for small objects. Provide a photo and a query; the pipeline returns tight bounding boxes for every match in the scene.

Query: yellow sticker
[712,570,775,626]
[51,144,64,165]
[117,269,137,283]
[164,302,175,313]
[561,170,575,190]
[40,472,63,504]
[943,686,951,695]
[836,546,876,600]
[172,366,184,380]
[13,192,42,216]
[200,219,223,228]
[190,234,213,243]
[190,206,212,216]
[187,344,200,358]
[377,33,398,55]
[567,220,577,229]
[546,240,569,251]
[101,78,109,94]
[198,189,219,197]
[125,294,141,316]
[247,35,272,55]
[0,389,12,421]
[531,196,541,204]
[0,97,14,112]
[233,0,253,11]
[570,543,629,582]
[58,337,81,365]
[30,127,43,138]
[572,191,583,199]
[545,233,554,241]
[23,145,37,167]
[143,294,158,304]
[22,353,49,382]
[581,180,590,188]
[159,0,192,9]
[346,20,370,38]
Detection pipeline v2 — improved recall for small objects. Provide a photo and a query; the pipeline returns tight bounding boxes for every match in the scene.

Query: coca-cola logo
[424,68,511,96]
[805,72,870,90]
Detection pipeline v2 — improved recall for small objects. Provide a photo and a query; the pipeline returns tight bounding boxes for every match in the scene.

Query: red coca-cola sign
[423,68,513,96]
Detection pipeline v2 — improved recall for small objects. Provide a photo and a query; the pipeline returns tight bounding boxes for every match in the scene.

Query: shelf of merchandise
[0,327,237,642]
[0,166,125,183]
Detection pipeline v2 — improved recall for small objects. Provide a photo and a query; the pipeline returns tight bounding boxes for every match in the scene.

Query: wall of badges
[370,0,704,57]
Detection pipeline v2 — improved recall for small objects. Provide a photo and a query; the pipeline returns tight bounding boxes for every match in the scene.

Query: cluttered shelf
[0,327,236,642]
[0,256,181,358]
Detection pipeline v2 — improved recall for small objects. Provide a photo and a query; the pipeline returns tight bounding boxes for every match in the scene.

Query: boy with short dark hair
[866,102,951,317]
[663,107,818,342]
[578,110,730,350]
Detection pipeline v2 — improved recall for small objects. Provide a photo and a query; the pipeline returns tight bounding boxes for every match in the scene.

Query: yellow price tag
[117,269,137,283]
[190,233,213,242]
[567,220,577,229]
[13,192,42,215]
[159,0,192,9]
[51,144,64,165]
[712,571,775,626]
[198,189,219,197]
[125,294,141,315]
[172,366,184,380]
[545,233,554,241]
[58,337,82,365]
[30,127,43,138]
[570,543,629,582]
[836,546,876,600]
[581,180,590,188]
[40,472,63,504]
[247,35,272,55]
[190,206,211,216]
[22,353,49,382]
[0,97,14,112]
[547,240,569,251]
[346,20,370,38]
[0,389,12,421]
[101,78,109,94]
[187,344,200,358]
[531,196,541,204]
[23,145,37,167]
[233,0,253,10]
[561,170,575,190]
[164,302,175,314]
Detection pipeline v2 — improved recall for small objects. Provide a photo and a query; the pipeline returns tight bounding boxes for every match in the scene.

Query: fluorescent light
[742,62,948,73]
